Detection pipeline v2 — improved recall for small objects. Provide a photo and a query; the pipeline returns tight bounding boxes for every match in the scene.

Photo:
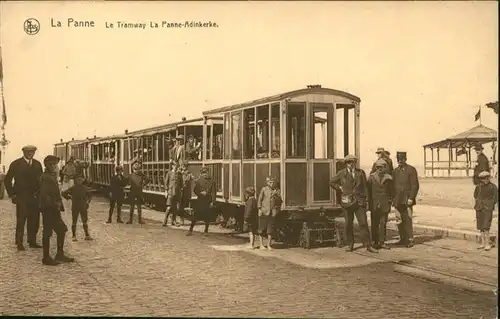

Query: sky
[0,1,498,170]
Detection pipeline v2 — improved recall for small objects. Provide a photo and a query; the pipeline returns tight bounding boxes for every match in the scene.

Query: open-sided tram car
[124,116,223,209]
[202,85,361,248]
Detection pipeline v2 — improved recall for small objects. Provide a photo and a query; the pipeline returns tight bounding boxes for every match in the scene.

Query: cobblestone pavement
[0,198,497,318]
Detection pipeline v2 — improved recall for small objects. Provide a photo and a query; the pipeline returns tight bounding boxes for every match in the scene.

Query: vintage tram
[202,85,360,247]
[53,85,360,248]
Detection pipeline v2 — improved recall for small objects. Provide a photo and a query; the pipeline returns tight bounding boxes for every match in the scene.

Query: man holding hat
[39,155,75,265]
[370,147,393,175]
[392,151,419,248]
[330,154,378,253]
[4,145,43,251]
[473,144,490,186]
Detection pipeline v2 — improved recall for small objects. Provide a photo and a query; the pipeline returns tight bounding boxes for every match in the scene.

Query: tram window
[158,135,164,161]
[231,112,242,159]
[312,110,328,159]
[271,104,280,158]
[213,124,223,160]
[243,108,256,159]
[287,103,306,158]
[256,105,270,159]
[223,114,231,159]
[185,126,203,161]
[123,140,129,161]
[205,125,211,160]
[336,105,355,158]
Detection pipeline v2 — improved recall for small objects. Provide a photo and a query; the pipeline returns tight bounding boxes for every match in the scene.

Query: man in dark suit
[392,151,420,248]
[367,159,394,249]
[473,144,490,185]
[370,147,393,175]
[330,154,378,253]
[4,145,44,250]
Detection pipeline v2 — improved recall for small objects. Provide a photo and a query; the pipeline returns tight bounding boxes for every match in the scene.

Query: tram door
[334,103,359,204]
[310,104,334,205]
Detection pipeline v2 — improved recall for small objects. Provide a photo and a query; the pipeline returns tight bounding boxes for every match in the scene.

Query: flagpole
[479,105,482,125]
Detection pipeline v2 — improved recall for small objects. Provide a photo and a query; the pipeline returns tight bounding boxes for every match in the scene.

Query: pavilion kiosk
[423,124,497,178]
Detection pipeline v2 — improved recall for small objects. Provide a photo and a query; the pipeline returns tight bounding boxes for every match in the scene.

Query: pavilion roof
[423,124,498,149]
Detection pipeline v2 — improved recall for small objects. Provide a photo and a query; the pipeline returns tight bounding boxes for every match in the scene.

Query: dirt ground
[417,177,496,209]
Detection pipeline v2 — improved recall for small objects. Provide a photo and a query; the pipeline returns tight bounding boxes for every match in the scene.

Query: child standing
[127,162,150,224]
[257,177,282,250]
[108,165,127,223]
[62,176,93,241]
[473,171,498,251]
[243,186,258,249]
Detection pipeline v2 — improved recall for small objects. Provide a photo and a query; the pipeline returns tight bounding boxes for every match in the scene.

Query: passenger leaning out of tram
[329,155,378,253]
[185,134,201,161]
[127,161,150,225]
[257,176,282,250]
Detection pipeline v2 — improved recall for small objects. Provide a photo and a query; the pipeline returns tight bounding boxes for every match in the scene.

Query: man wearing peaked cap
[392,151,419,248]
[370,147,393,175]
[473,144,490,186]
[330,154,378,253]
[4,144,44,250]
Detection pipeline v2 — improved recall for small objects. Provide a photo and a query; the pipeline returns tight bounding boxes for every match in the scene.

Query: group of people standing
[330,148,419,253]
[5,146,86,265]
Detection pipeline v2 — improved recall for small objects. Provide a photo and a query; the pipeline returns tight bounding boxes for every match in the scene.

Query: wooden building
[423,124,497,177]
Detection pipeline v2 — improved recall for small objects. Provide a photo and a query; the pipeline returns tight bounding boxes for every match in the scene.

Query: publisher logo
[24,18,40,35]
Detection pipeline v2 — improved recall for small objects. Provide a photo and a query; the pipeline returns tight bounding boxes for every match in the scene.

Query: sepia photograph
[0,1,498,318]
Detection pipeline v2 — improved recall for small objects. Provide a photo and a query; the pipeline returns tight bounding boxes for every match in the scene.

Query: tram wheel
[298,222,311,249]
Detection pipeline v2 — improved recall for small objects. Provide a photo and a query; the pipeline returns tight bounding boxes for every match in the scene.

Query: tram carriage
[89,133,127,188]
[53,139,69,169]
[52,85,360,248]
[202,85,360,247]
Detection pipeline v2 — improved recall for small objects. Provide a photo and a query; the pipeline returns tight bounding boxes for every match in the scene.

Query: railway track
[352,249,497,293]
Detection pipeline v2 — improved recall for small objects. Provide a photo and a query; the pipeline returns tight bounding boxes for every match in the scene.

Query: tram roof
[54,136,100,146]
[127,116,222,137]
[202,86,361,116]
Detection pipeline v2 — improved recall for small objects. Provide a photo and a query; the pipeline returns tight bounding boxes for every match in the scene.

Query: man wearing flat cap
[330,154,378,253]
[392,151,419,248]
[370,147,393,175]
[473,144,490,186]
[367,159,394,249]
[4,145,44,251]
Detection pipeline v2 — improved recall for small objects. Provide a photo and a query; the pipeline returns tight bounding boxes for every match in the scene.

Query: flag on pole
[0,45,6,128]
[474,107,481,122]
